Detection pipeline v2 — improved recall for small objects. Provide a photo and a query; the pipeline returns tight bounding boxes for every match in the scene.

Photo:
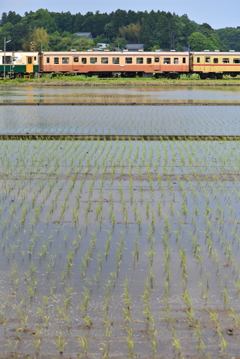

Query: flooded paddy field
[0,85,240,358]
[0,105,240,136]
[0,138,240,358]
[1,85,240,103]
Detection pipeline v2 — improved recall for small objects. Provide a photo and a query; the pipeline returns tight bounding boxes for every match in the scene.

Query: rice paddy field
[0,86,240,359]
[1,85,240,104]
[1,105,240,136]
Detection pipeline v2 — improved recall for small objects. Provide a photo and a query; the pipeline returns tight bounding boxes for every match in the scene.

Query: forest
[0,8,239,52]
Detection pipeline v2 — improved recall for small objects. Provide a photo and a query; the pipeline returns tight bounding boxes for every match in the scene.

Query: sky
[1,0,239,30]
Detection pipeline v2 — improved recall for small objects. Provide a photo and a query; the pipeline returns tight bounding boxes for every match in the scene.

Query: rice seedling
[77,334,89,357]
[53,331,68,354]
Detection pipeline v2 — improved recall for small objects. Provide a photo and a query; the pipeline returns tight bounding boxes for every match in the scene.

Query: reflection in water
[0,85,240,103]
[0,105,239,135]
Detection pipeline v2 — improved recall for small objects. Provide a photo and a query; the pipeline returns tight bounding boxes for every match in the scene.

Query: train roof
[0,51,39,55]
[41,51,190,56]
[192,52,240,55]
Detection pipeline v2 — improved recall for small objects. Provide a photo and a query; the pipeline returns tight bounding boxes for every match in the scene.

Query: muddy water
[0,139,239,358]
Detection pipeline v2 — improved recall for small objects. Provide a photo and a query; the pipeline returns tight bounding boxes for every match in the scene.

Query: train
[0,50,240,79]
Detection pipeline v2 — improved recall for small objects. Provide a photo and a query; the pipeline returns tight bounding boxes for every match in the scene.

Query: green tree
[72,36,94,51]
[109,37,127,50]
[22,27,49,51]
[0,8,235,52]
[0,22,14,49]
[119,22,141,43]
[216,27,240,51]
[33,9,57,33]
[53,36,72,51]
[188,32,219,51]
[104,22,115,39]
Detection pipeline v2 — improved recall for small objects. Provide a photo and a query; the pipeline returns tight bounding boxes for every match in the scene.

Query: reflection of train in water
[1,50,240,79]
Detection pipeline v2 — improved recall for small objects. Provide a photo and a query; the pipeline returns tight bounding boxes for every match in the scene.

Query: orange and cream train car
[39,51,190,78]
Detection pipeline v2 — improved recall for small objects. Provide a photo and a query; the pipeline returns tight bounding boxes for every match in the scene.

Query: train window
[164,58,171,64]
[214,58,218,63]
[154,57,160,63]
[3,56,11,64]
[34,56,37,61]
[147,58,152,64]
[112,57,119,64]
[174,58,179,64]
[197,57,200,63]
[90,57,97,64]
[233,59,240,63]
[136,57,143,64]
[28,57,32,64]
[222,58,229,63]
[46,57,50,64]
[205,57,210,63]
[182,57,186,64]
[62,57,69,64]
[125,58,132,64]
[54,58,59,64]
[73,57,79,63]
[82,58,87,64]
[101,57,108,64]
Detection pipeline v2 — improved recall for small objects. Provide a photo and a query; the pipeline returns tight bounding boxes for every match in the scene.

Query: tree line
[0,8,239,52]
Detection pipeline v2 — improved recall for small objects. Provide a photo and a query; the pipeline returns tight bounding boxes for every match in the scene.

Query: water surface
[0,85,240,103]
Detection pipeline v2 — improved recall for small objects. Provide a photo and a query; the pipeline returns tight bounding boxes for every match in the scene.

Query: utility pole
[4,37,11,80]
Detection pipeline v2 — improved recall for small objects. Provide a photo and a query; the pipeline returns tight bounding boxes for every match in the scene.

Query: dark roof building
[125,44,144,51]
[75,32,93,39]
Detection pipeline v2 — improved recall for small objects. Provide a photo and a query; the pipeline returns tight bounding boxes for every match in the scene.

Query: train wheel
[16,73,23,78]
[142,73,153,78]
[216,73,223,79]
[200,73,208,80]
[170,73,180,79]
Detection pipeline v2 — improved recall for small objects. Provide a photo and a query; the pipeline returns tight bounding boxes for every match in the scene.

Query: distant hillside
[0,9,238,52]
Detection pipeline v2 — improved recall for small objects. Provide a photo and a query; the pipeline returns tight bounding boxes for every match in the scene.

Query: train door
[204,56,211,73]
[72,56,80,73]
[153,56,161,74]
[80,57,87,73]
[26,56,34,73]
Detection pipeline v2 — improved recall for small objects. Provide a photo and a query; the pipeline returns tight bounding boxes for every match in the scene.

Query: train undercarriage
[198,72,239,79]
[48,71,186,79]
[3,70,240,80]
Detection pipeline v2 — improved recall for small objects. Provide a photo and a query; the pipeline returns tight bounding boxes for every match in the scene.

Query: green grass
[1,73,240,85]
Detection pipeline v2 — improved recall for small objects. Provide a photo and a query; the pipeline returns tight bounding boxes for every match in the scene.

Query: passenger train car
[191,51,240,79]
[1,50,240,79]
[39,51,189,78]
[0,51,39,77]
